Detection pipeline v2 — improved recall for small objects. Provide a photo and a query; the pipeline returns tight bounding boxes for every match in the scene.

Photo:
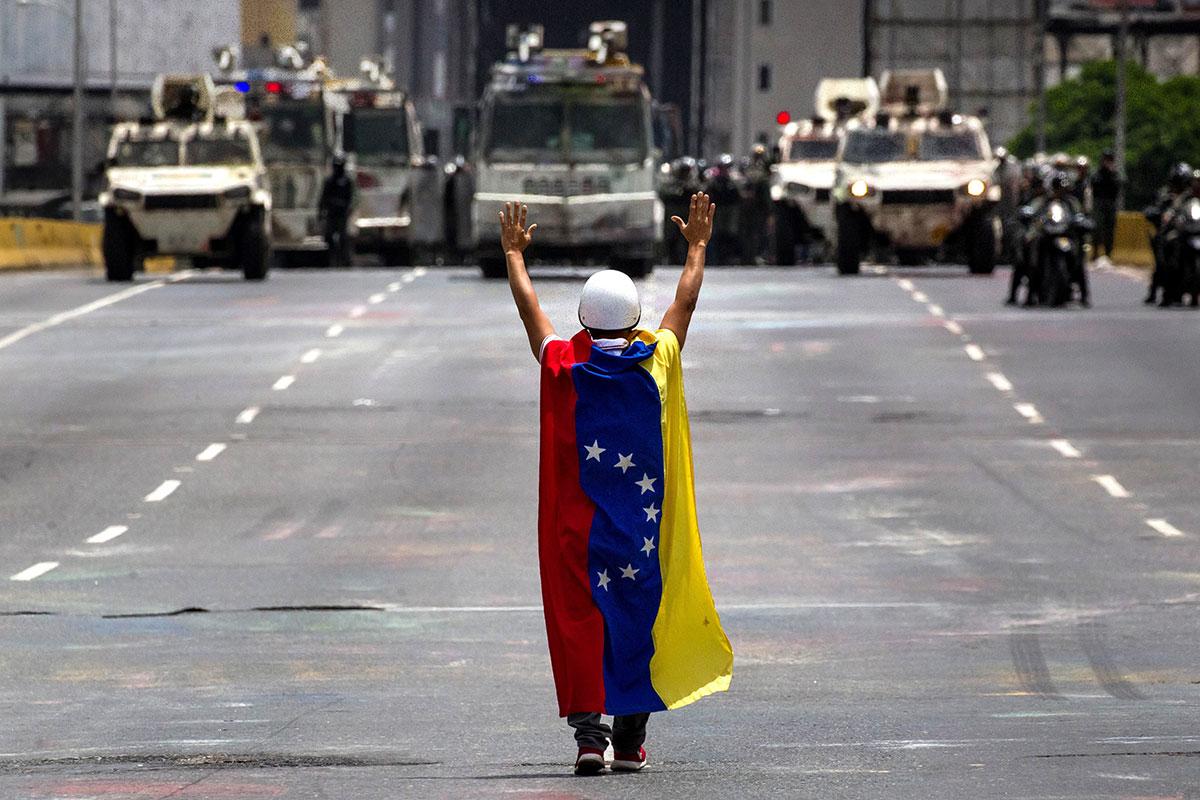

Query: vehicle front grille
[522,176,613,196]
[144,194,219,211]
[881,189,955,206]
[813,188,831,203]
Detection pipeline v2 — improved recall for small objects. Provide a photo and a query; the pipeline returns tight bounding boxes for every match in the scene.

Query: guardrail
[0,218,101,270]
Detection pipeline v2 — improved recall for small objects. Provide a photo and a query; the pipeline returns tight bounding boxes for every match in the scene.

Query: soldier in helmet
[704,154,743,264]
[740,144,773,264]
[1144,162,1192,304]
[319,154,355,266]
[1089,150,1122,265]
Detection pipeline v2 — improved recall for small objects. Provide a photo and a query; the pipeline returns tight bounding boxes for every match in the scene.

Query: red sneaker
[611,746,647,772]
[574,746,606,776]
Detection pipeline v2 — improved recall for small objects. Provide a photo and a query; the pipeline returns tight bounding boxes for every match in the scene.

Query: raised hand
[500,201,538,255]
[671,192,716,247]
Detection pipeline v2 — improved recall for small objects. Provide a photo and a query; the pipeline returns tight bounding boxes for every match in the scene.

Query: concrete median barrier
[0,217,102,270]
[1111,210,1155,269]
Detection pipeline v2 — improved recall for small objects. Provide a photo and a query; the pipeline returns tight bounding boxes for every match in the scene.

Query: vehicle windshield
[842,130,908,164]
[785,138,839,161]
[485,91,648,164]
[920,131,983,161]
[257,103,326,164]
[111,137,181,167]
[347,107,411,163]
[186,134,255,166]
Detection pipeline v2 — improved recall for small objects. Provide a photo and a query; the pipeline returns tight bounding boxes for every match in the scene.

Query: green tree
[1009,60,1200,210]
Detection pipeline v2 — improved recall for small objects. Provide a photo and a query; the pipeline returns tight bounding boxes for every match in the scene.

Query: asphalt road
[0,261,1197,799]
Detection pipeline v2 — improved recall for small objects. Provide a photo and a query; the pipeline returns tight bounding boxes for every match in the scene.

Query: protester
[499,195,734,777]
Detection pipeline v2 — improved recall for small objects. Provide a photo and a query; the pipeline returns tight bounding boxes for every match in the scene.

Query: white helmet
[578,270,641,331]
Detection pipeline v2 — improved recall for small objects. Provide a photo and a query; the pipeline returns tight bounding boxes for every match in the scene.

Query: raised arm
[660,192,715,350]
[501,202,556,361]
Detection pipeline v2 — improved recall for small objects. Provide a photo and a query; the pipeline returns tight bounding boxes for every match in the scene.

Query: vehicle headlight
[1189,199,1200,222]
[112,188,141,202]
[849,179,871,199]
[965,179,987,197]
[1048,202,1066,224]
[224,186,252,201]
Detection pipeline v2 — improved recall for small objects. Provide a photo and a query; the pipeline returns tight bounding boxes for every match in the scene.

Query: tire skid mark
[1076,621,1145,701]
[1009,631,1063,699]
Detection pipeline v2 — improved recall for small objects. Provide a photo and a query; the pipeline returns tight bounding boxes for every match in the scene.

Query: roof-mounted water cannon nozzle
[152,74,217,123]
[506,24,545,64]
[276,45,307,71]
[212,45,240,73]
[588,20,629,65]
[880,68,949,118]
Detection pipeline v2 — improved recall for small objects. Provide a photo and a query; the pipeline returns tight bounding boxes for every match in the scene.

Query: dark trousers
[568,712,650,753]
[1093,199,1117,257]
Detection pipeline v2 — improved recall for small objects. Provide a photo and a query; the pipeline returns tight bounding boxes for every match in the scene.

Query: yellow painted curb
[1111,210,1154,269]
[0,217,101,270]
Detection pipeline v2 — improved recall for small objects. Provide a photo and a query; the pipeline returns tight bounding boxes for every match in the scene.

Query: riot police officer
[740,144,773,265]
[662,157,703,264]
[704,154,743,265]
[1089,150,1121,263]
[319,154,355,267]
[1144,162,1192,305]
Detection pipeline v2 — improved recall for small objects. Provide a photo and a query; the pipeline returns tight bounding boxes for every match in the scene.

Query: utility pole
[1034,0,1047,154]
[1114,0,1129,210]
[71,0,84,221]
[109,0,118,113]
[1,0,8,200]
[650,0,664,100]
[689,0,703,155]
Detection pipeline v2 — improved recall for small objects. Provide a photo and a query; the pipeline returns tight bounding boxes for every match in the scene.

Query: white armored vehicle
[833,69,999,275]
[471,21,663,278]
[772,77,879,264]
[100,75,271,281]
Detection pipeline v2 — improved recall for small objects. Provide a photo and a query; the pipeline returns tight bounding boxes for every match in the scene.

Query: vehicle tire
[102,210,136,282]
[615,258,654,279]
[1042,251,1070,308]
[774,204,797,266]
[236,213,270,281]
[479,256,507,279]
[835,204,863,276]
[967,212,997,275]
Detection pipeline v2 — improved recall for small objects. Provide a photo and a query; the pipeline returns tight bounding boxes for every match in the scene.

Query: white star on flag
[614,453,636,473]
[621,563,639,580]
[584,440,606,461]
[643,503,660,523]
[597,569,611,591]
[635,473,657,494]
[642,537,656,556]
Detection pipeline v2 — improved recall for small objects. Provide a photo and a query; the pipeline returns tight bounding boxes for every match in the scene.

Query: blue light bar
[234,81,251,93]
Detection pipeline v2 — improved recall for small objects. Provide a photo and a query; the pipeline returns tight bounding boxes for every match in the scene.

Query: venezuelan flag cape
[538,327,733,717]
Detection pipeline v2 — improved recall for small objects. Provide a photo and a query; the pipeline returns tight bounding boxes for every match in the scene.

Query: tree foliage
[1008,61,1200,209]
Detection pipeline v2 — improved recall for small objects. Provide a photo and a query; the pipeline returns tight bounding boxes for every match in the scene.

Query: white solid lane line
[1146,519,1185,538]
[236,406,260,425]
[349,305,367,318]
[1014,403,1044,423]
[86,525,128,544]
[301,348,322,364]
[1049,439,1082,459]
[0,278,177,353]
[897,279,914,292]
[273,375,295,391]
[325,324,344,338]
[943,320,964,336]
[964,344,985,361]
[196,443,227,462]
[11,562,59,581]
[986,372,1014,392]
[1092,474,1131,499]
[368,293,387,304]
[144,480,182,503]
[927,304,945,318]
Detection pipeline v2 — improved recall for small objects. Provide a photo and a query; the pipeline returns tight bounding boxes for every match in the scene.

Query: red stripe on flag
[539,333,605,716]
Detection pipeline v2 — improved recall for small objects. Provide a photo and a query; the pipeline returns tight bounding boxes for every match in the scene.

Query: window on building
[758,64,772,92]
[759,0,772,25]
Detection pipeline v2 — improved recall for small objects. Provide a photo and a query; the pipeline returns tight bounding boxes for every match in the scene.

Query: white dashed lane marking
[11,562,59,581]
[387,282,402,292]
[1146,519,1185,538]
[349,306,367,318]
[196,443,227,462]
[236,406,260,425]
[144,480,181,503]
[927,304,945,318]
[1092,474,1132,499]
[301,348,322,364]
[986,372,1014,392]
[964,344,985,362]
[86,525,128,544]
[1014,403,1044,423]
[943,320,964,335]
[911,291,929,303]
[368,293,386,304]
[897,279,915,292]
[326,324,344,338]
[272,375,296,391]
[1049,439,1082,459]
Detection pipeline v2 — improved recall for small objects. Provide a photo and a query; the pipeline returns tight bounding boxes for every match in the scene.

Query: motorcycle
[1161,195,1200,307]
[1020,199,1094,308]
